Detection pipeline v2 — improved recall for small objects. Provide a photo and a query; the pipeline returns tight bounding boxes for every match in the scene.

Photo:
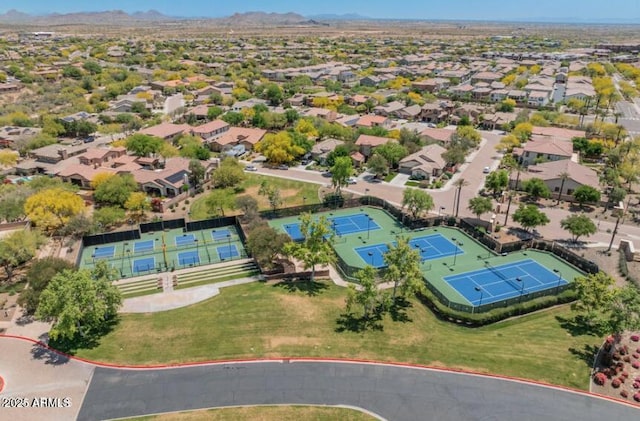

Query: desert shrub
[612,378,622,388]
[633,361,640,369]
[624,356,632,363]
[594,372,607,385]
[634,392,640,402]
[631,335,639,342]
[621,390,629,398]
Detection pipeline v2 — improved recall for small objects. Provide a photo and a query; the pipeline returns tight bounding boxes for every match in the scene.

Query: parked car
[277,164,289,170]
[347,177,357,184]
[483,166,491,174]
[244,165,258,172]
[322,171,332,178]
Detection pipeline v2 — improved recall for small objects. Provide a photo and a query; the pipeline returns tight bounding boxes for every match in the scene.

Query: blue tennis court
[178,250,200,266]
[175,234,197,247]
[444,259,568,306]
[93,245,115,259]
[217,244,239,260]
[355,234,463,268]
[211,229,231,241]
[132,257,155,274]
[133,240,154,254]
[284,213,381,241]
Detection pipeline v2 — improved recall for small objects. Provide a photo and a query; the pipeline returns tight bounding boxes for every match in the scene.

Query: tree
[608,285,640,335]
[259,180,283,212]
[331,156,353,194]
[0,230,44,281]
[246,224,290,269]
[221,111,244,126]
[383,237,424,300]
[282,213,335,283]
[560,214,597,243]
[497,98,516,112]
[188,159,205,188]
[124,192,150,221]
[484,170,509,197]
[326,145,350,167]
[205,189,236,216]
[58,214,96,243]
[454,125,482,146]
[402,188,434,219]
[512,122,533,142]
[94,174,138,208]
[556,172,570,204]
[18,257,74,315]
[264,83,284,105]
[82,60,102,75]
[255,131,305,165]
[608,187,626,208]
[207,106,224,120]
[573,185,601,207]
[178,135,211,160]
[467,196,493,220]
[0,184,29,222]
[441,145,467,166]
[24,188,85,233]
[36,263,122,341]
[214,157,245,188]
[345,266,383,322]
[125,134,163,157]
[512,204,550,232]
[0,150,18,166]
[521,178,551,201]
[90,172,115,190]
[374,142,408,168]
[572,272,616,333]
[235,195,259,220]
[93,206,126,229]
[367,153,389,179]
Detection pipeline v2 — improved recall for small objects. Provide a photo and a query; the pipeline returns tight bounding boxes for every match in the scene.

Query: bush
[594,372,607,386]
[612,378,622,388]
[631,335,639,342]
[185,200,190,205]
[621,390,629,398]
[624,356,632,363]
[632,361,640,369]
[633,353,639,359]
[634,392,640,402]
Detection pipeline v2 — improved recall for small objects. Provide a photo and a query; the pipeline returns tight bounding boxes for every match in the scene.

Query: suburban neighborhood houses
[1,8,640,420]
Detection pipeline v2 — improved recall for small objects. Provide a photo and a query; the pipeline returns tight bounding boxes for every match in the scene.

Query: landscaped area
[71,281,601,390]
[189,174,322,220]
[124,405,375,421]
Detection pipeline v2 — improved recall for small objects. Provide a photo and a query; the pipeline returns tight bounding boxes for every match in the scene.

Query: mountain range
[0,9,637,26]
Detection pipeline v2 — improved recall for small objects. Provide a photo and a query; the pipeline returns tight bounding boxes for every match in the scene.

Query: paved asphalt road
[77,361,639,421]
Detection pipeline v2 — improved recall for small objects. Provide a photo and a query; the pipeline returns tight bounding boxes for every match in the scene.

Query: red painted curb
[0,375,4,393]
[1,334,638,409]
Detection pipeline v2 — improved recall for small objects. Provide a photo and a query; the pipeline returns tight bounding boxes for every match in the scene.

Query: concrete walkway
[120,276,259,313]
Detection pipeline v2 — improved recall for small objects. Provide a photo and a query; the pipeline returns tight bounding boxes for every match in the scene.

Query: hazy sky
[2,0,640,21]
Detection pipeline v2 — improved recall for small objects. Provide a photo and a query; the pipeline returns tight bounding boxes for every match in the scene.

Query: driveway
[77,360,639,421]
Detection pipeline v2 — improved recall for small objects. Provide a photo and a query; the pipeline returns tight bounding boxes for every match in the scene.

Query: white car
[244,165,258,172]
[483,166,491,174]
[347,177,357,184]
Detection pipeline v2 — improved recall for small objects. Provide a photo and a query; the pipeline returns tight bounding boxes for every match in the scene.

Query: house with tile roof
[516,159,600,200]
[355,134,395,158]
[208,127,266,153]
[515,136,574,166]
[398,144,448,180]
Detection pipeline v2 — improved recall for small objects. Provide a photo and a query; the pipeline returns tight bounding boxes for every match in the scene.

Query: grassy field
[74,281,600,390]
[190,174,322,220]
[125,405,375,421]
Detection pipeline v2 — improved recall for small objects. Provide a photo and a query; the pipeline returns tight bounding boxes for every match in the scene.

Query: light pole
[438,206,445,217]
[302,196,306,207]
[365,188,370,206]
[553,269,562,294]
[227,233,232,260]
[473,286,483,314]
[367,215,372,239]
[516,277,524,303]
[368,251,374,266]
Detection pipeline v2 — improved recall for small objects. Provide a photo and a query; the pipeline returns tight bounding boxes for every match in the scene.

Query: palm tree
[453,178,469,218]
[556,172,570,205]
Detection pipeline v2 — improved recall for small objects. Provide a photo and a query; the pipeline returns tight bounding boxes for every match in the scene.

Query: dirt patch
[579,247,627,287]
[428,360,491,374]
[276,293,321,322]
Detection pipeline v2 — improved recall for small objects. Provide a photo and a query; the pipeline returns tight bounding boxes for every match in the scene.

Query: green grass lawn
[125,405,375,421]
[74,281,600,390]
[190,174,322,220]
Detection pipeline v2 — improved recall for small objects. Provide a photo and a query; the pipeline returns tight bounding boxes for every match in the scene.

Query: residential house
[398,144,448,180]
[471,71,503,84]
[311,138,344,164]
[187,104,212,120]
[109,95,149,113]
[490,89,509,102]
[190,120,230,141]
[355,134,395,158]
[396,104,422,120]
[527,91,550,107]
[531,126,586,141]
[420,103,450,124]
[139,123,190,142]
[360,75,382,87]
[0,126,41,149]
[517,159,599,200]
[516,136,574,166]
[373,101,405,117]
[412,78,450,93]
[355,115,391,129]
[0,83,20,93]
[209,127,266,153]
[481,112,518,130]
[303,108,337,122]
[420,128,455,145]
[78,147,127,167]
[230,98,267,112]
